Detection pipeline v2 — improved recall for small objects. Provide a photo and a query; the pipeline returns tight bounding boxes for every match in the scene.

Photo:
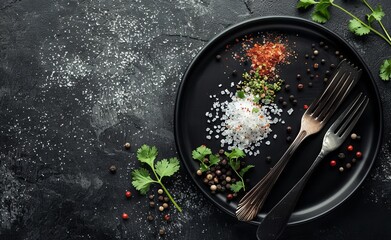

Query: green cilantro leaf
[252,108,259,113]
[155,157,180,179]
[137,145,158,167]
[367,5,385,23]
[230,182,244,193]
[237,91,245,99]
[297,0,317,9]
[311,0,332,23]
[209,154,220,166]
[239,165,255,177]
[380,59,391,81]
[225,148,246,160]
[131,145,182,212]
[192,145,212,161]
[348,19,370,36]
[131,168,156,194]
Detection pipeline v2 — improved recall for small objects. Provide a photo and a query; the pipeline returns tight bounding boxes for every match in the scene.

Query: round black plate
[174,17,382,225]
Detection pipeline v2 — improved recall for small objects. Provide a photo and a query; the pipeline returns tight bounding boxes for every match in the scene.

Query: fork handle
[256,153,325,240]
[236,130,308,221]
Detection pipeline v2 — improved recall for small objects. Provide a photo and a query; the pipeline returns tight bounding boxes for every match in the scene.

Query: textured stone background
[0,0,390,239]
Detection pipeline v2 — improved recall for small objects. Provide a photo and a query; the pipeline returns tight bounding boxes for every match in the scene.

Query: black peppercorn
[282,101,288,107]
[306,68,311,73]
[285,84,291,91]
[158,196,164,202]
[321,59,326,64]
[232,70,237,77]
[308,82,313,87]
[219,149,225,155]
[164,197,169,202]
[286,136,292,143]
[335,51,340,56]
[325,70,330,76]
[147,214,154,221]
[338,152,346,159]
[305,54,309,59]
[289,95,295,102]
[330,63,336,69]
[310,74,314,79]
[266,156,272,163]
[297,83,304,91]
[124,142,131,150]
[216,54,222,61]
[109,165,117,174]
[324,45,329,50]
[278,96,284,103]
[286,126,292,133]
[292,99,298,106]
[149,201,155,208]
[148,194,154,200]
[319,41,324,46]
[159,228,166,236]
[296,74,301,80]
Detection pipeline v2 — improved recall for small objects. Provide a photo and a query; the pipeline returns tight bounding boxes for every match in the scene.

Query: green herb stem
[159,181,183,212]
[331,2,391,46]
[151,167,182,212]
[232,167,246,191]
[362,0,391,42]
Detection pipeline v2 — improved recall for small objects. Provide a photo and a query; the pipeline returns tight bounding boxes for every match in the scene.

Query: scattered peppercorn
[158,206,164,212]
[335,51,340,56]
[297,83,304,91]
[351,133,357,140]
[159,228,166,236]
[206,174,213,180]
[310,74,314,79]
[286,136,292,143]
[313,50,319,55]
[356,152,362,158]
[313,63,319,69]
[149,194,154,200]
[346,163,352,169]
[158,196,164,202]
[352,158,357,163]
[196,169,202,176]
[147,214,154,221]
[311,43,316,48]
[210,185,217,191]
[122,213,129,220]
[339,167,344,172]
[311,55,315,60]
[289,95,295,102]
[266,156,272,163]
[109,165,117,174]
[149,201,155,208]
[323,77,328,83]
[286,126,292,133]
[219,149,225,155]
[216,54,221,61]
[163,197,169,202]
[338,153,345,159]
[305,54,309,59]
[325,70,330,76]
[227,193,234,200]
[124,142,131,150]
[321,59,326,64]
[278,96,284,103]
[330,160,337,167]
[125,191,132,198]
[285,84,291,91]
[296,74,301,80]
[163,214,170,221]
[292,99,298,106]
[232,70,237,77]
[308,82,313,88]
[303,104,309,110]
[282,101,288,107]
[324,45,329,50]
[347,145,353,151]
[163,203,169,209]
[330,63,336,69]
[339,55,344,59]
[226,176,232,182]
[306,68,311,73]
[319,41,324,46]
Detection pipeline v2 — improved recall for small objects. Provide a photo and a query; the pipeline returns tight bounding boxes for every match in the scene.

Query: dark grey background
[1,0,390,239]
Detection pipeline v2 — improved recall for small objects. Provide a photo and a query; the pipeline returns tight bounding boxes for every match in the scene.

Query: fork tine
[311,72,350,118]
[306,68,343,113]
[316,72,359,122]
[336,94,368,137]
[328,93,363,132]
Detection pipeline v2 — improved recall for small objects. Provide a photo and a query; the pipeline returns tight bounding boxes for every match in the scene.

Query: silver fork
[256,93,369,240]
[236,60,362,221]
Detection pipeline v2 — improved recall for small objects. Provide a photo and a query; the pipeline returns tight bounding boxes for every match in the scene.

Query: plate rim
[174,16,383,225]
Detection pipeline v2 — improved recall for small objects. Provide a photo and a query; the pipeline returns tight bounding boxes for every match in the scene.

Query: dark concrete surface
[0,0,390,239]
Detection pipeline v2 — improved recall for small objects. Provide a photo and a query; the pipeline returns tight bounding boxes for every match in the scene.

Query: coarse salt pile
[206,90,283,156]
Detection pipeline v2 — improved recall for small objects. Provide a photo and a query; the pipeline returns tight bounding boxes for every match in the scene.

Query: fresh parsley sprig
[224,148,254,192]
[297,0,391,81]
[131,145,182,212]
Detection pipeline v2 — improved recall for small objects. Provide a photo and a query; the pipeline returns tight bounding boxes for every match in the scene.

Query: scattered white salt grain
[266,141,271,145]
[273,134,277,139]
[206,135,211,139]
[287,108,294,115]
[231,82,235,87]
[218,84,222,87]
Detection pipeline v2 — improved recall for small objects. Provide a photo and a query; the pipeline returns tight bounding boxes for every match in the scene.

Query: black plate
[174,17,382,225]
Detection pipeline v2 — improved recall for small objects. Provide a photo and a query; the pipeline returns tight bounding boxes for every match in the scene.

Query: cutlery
[256,93,368,240]
[236,60,362,221]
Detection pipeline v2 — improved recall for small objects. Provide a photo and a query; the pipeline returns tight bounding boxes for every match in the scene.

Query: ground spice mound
[246,42,287,77]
